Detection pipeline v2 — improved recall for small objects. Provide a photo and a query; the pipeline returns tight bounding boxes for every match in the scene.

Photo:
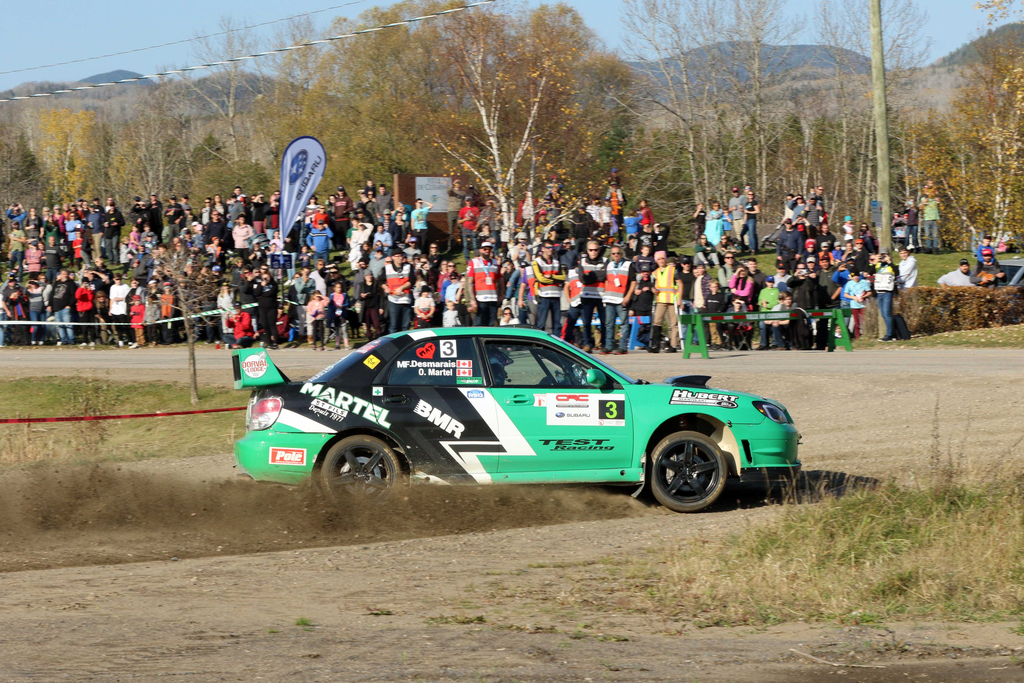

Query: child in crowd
[414,287,435,328]
[443,300,461,327]
[327,282,350,350]
[305,290,327,350]
[129,294,146,348]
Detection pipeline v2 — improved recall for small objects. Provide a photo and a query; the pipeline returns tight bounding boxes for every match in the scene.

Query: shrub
[896,286,1024,335]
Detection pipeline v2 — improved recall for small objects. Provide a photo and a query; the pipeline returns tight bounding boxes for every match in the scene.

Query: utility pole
[869,0,891,252]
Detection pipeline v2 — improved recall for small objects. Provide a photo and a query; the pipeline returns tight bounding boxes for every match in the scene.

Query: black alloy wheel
[318,435,402,503]
[650,431,727,512]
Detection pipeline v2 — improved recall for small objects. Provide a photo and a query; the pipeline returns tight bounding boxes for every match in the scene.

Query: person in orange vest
[530,240,564,333]
[384,251,414,333]
[464,240,503,326]
[650,251,680,353]
[600,244,635,355]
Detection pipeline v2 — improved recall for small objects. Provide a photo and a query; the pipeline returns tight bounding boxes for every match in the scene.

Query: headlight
[753,400,789,424]
[248,396,282,431]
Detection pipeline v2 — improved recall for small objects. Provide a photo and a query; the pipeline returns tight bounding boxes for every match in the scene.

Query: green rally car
[232,327,800,512]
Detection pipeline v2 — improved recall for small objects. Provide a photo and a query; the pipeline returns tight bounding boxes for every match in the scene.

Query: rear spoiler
[232,348,291,390]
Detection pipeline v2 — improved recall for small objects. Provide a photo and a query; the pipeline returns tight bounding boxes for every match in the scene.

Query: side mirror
[585,368,606,387]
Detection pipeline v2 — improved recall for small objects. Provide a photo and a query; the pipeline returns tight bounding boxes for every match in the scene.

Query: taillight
[248,397,282,431]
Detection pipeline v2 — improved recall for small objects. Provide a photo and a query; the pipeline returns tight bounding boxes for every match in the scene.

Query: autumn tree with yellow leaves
[37,108,95,204]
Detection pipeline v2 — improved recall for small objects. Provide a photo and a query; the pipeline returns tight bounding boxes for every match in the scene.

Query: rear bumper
[234,429,333,485]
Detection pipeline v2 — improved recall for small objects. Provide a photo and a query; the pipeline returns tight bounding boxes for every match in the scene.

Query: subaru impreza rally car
[232,327,799,512]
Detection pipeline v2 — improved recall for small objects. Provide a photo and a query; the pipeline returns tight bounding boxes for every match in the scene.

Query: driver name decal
[394,359,464,377]
[669,389,739,409]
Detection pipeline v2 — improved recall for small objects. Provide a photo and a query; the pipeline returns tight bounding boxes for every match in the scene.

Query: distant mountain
[934,23,1024,68]
[78,69,145,84]
[632,42,871,87]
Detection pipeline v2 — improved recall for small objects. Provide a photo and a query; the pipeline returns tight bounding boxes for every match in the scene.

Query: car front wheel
[318,435,403,504]
[650,431,727,512]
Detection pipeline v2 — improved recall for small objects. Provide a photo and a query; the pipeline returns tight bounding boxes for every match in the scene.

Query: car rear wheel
[650,431,727,512]
[318,435,403,504]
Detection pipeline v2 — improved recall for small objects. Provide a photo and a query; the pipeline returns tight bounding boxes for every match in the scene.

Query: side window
[484,341,589,388]
[388,337,483,386]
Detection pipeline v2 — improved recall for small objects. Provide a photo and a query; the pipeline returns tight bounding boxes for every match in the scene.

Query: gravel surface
[1,346,1022,681]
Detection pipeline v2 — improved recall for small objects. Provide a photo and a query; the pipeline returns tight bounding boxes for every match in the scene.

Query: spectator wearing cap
[225,302,255,348]
[975,235,996,264]
[972,249,1005,286]
[305,217,333,265]
[851,238,871,274]
[897,247,917,288]
[776,219,802,271]
[465,241,502,326]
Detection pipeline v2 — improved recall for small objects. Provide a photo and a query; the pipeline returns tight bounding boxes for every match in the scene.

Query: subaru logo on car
[555,412,565,418]
[288,150,308,183]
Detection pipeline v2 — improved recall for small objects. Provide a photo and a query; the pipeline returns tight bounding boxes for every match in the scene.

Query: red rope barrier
[0,407,247,424]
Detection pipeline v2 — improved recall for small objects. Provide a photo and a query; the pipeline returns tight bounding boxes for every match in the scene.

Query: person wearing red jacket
[129,294,146,348]
[75,281,96,346]
[225,303,255,348]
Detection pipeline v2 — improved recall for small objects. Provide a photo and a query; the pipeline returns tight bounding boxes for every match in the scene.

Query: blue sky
[0,0,995,93]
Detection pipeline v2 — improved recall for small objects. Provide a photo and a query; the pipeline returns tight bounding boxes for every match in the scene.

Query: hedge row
[895,286,1024,335]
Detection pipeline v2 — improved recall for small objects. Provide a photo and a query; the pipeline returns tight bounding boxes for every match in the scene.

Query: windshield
[545,333,638,385]
[1003,264,1022,285]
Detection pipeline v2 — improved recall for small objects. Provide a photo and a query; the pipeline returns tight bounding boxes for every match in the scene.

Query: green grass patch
[0,377,245,465]
[855,324,1024,349]
[739,250,974,288]
[610,477,1024,626]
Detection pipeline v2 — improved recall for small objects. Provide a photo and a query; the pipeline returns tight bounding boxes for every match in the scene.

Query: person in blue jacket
[305,218,333,265]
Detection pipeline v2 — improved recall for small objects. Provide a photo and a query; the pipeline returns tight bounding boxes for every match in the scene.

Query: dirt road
[1,347,1022,680]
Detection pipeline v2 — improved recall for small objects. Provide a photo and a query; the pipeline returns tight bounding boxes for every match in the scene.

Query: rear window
[306,335,397,383]
[388,337,483,386]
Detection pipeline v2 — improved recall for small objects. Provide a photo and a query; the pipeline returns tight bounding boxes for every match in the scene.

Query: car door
[373,334,502,483]
[482,339,633,473]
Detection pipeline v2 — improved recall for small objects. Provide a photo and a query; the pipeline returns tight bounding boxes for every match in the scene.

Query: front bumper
[234,429,333,485]
[732,420,800,471]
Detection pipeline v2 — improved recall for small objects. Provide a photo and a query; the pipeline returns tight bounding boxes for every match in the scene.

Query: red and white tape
[0,406,246,424]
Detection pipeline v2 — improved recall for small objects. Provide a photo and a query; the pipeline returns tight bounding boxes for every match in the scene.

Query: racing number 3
[602,399,624,420]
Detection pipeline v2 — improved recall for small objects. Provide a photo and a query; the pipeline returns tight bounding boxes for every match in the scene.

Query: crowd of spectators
[0,173,1011,351]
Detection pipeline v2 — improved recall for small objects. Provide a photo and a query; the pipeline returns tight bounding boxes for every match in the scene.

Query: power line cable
[0,0,494,103]
[0,0,376,78]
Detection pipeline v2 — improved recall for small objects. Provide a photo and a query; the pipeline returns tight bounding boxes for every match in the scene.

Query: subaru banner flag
[279,136,326,240]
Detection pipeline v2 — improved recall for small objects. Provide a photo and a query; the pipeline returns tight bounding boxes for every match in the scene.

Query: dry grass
[0,378,243,466]
[641,477,1024,626]
[575,458,1024,626]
